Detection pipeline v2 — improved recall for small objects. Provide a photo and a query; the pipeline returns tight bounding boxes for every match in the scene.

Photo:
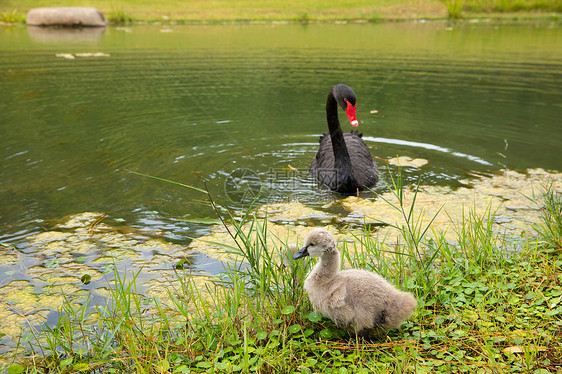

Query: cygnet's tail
[385,291,417,329]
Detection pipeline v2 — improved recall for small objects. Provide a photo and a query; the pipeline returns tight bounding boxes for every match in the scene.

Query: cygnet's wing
[327,270,376,310]
[337,269,391,301]
[327,284,348,309]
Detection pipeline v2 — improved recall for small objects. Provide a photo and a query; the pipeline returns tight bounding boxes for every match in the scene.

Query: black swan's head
[332,84,358,128]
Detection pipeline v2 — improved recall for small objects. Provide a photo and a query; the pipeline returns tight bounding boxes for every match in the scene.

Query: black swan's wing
[310,132,333,170]
[310,132,337,190]
[344,131,378,189]
[310,131,378,193]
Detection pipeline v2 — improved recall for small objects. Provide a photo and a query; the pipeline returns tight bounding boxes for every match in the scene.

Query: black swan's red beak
[344,99,358,127]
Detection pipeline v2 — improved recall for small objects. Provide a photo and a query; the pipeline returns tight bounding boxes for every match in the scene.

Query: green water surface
[1,20,561,243]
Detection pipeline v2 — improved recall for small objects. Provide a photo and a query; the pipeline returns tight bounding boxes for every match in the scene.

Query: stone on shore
[26,7,107,27]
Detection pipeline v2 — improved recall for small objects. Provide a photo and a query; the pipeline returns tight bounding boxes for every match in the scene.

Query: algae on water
[192,169,561,260]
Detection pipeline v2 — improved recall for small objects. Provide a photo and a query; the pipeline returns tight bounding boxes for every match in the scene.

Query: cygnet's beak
[292,246,309,260]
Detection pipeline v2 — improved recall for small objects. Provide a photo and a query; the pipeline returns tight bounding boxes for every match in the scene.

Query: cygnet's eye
[309,242,315,247]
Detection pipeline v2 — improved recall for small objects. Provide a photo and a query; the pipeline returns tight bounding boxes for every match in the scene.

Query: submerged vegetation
[1,169,561,373]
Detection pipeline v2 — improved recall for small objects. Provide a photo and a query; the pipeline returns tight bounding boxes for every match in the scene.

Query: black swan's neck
[326,91,352,170]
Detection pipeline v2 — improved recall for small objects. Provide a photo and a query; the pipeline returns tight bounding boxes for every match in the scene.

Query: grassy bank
[2,172,561,373]
[0,0,560,24]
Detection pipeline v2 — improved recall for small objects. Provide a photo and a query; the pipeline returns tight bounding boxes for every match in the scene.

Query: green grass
[463,0,562,12]
[0,0,559,24]
[2,171,560,373]
[531,180,562,251]
[0,10,26,23]
[106,10,135,25]
[0,0,444,23]
[445,0,465,18]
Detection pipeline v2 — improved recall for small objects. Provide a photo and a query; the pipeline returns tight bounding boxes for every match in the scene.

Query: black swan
[310,84,378,194]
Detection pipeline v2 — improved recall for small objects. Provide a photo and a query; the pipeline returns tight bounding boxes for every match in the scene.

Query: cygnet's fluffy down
[293,228,417,335]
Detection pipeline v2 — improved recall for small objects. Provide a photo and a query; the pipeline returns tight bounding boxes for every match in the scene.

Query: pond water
[1,21,561,244]
[0,21,561,353]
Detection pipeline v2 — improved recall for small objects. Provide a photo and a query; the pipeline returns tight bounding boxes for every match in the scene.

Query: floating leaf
[100,264,115,274]
[80,274,91,285]
[44,259,59,268]
[176,258,192,269]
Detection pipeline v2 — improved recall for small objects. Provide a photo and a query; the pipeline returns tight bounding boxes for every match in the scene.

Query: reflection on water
[27,25,106,42]
[364,137,493,165]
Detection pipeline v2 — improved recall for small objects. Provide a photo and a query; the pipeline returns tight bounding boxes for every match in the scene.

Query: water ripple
[363,137,493,166]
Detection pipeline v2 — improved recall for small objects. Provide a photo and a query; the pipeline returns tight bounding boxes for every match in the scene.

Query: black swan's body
[310,84,378,194]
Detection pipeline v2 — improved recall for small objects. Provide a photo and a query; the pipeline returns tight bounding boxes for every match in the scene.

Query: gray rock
[26,7,107,27]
